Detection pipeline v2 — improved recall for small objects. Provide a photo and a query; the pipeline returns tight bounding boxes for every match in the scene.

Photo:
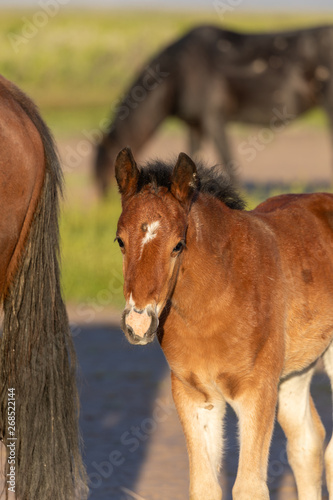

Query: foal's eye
[115,237,125,250]
[172,240,184,254]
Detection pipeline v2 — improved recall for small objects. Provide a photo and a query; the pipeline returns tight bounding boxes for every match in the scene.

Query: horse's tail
[95,47,175,194]
[0,84,88,499]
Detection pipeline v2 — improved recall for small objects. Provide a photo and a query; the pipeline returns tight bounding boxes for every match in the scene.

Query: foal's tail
[0,88,88,499]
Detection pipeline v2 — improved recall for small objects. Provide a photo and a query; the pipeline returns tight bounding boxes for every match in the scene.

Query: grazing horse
[115,146,333,500]
[96,23,333,193]
[0,76,87,499]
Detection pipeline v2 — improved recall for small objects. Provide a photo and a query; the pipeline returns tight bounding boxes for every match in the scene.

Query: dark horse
[0,76,87,499]
[116,147,333,499]
[96,24,333,193]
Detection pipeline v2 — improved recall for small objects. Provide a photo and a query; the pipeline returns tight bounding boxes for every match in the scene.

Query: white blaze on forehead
[142,221,160,247]
[139,220,160,259]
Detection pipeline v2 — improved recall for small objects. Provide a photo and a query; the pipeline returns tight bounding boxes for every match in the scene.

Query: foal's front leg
[171,372,226,500]
[232,383,278,500]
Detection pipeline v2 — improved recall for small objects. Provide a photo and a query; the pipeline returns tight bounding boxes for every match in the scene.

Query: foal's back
[254,192,333,376]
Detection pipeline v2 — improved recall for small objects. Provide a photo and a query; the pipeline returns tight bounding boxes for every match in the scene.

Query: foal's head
[115,147,198,345]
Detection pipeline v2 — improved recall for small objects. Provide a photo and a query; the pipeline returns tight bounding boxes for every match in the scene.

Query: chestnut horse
[0,76,87,499]
[115,147,333,500]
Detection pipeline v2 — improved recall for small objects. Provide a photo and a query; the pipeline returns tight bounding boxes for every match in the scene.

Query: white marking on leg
[197,403,224,477]
[278,367,324,500]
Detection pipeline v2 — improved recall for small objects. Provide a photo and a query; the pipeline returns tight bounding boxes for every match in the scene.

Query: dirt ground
[59,127,333,500]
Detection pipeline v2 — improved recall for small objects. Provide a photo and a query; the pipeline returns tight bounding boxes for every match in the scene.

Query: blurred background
[2,1,333,499]
[1,0,333,309]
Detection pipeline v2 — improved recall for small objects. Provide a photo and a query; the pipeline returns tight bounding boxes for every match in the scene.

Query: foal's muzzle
[121,305,159,345]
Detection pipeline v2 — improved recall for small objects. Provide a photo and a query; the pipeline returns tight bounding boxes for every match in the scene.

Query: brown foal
[115,147,333,500]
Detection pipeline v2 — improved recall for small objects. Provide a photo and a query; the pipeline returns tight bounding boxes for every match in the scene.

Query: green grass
[60,185,124,308]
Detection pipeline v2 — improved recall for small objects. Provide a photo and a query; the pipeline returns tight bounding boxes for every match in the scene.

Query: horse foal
[115,147,333,500]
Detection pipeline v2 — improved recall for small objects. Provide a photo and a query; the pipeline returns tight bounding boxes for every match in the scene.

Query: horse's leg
[188,126,203,158]
[231,383,277,500]
[171,372,225,500]
[277,366,325,500]
[321,70,333,182]
[322,102,333,182]
[327,114,333,183]
[202,112,237,183]
[323,341,333,496]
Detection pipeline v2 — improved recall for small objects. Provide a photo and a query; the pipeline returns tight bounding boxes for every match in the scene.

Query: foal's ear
[171,153,198,207]
[115,147,139,199]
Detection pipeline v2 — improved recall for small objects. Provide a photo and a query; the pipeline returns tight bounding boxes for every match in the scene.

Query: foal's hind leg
[171,373,225,500]
[323,341,333,496]
[277,366,325,500]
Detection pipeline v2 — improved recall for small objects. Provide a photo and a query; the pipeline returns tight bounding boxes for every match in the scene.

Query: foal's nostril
[133,307,144,314]
[126,325,135,337]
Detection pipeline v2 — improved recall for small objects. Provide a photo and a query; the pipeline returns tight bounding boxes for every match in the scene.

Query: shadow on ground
[74,323,169,500]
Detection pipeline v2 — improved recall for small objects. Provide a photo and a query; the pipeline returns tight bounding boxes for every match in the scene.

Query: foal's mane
[137,159,246,210]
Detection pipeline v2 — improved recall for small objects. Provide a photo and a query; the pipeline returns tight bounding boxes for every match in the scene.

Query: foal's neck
[169,194,241,326]
[188,194,239,253]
